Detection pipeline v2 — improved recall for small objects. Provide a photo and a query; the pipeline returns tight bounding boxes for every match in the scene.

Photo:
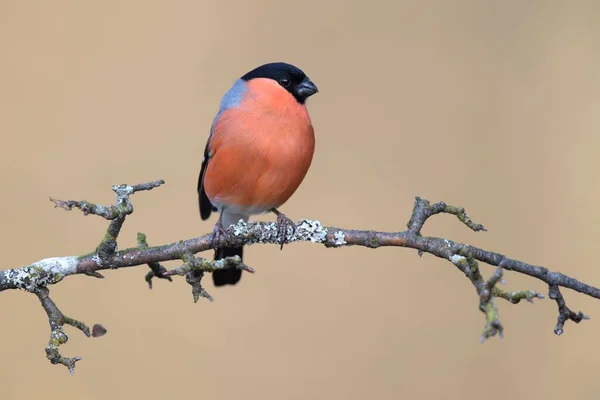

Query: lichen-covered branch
[36,287,106,375]
[164,253,255,302]
[0,181,597,373]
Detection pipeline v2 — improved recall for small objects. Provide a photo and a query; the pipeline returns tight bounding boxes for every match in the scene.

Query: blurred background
[1,1,600,399]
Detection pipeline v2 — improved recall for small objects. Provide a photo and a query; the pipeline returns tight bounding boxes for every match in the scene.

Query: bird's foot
[210,218,231,248]
[272,209,296,250]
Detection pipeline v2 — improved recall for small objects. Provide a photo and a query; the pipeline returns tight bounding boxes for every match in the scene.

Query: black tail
[212,246,244,286]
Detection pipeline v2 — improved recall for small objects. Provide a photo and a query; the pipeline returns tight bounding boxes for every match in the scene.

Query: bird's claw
[275,212,296,250]
[211,219,231,248]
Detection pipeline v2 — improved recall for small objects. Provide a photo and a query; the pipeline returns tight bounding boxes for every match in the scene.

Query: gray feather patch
[210,79,247,136]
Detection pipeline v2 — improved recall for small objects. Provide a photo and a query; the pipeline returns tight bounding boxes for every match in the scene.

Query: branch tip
[548,285,589,335]
[84,270,105,279]
[185,271,213,303]
[408,198,486,235]
[493,287,544,304]
[36,287,93,373]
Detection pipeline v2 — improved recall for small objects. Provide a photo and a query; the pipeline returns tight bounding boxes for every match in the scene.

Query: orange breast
[203,78,315,214]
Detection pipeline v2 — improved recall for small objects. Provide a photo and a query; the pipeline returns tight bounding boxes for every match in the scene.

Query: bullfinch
[197,62,319,287]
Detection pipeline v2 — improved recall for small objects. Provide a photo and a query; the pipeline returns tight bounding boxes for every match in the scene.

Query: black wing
[198,139,217,220]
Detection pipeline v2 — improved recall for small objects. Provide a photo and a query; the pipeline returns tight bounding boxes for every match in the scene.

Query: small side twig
[493,287,544,304]
[478,267,504,341]
[449,246,504,341]
[164,253,255,302]
[36,287,105,374]
[407,197,487,236]
[51,180,165,268]
[137,232,172,289]
[548,284,589,335]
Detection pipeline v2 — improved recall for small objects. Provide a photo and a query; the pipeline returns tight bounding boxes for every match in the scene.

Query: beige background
[1,1,600,399]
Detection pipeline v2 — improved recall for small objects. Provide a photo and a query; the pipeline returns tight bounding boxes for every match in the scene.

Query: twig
[1,181,598,373]
[36,287,106,375]
[548,285,589,335]
[137,232,172,289]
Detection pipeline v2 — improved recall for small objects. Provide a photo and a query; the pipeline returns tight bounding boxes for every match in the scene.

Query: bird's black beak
[296,77,319,98]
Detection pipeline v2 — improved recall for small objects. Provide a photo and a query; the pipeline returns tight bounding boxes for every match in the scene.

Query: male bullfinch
[197,62,319,287]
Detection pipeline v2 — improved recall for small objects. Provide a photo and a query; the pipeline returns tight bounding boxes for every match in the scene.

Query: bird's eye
[279,78,290,87]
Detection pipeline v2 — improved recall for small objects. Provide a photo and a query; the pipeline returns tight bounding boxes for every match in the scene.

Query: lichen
[229,219,327,246]
[3,256,78,292]
[136,232,148,246]
[333,231,347,247]
[450,254,466,265]
[294,220,328,243]
[91,254,102,266]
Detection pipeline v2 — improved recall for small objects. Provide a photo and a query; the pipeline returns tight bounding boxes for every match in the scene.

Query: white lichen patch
[112,184,135,207]
[450,254,466,265]
[3,256,78,292]
[32,256,78,276]
[294,220,328,243]
[229,218,327,246]
[4,267,34,290]
[94,204,108,216]
[91,254,102,266]
[231,219,250,237]
[333,231,347,246]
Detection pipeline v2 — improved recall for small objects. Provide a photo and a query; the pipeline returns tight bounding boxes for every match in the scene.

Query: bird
[197,62,319,287]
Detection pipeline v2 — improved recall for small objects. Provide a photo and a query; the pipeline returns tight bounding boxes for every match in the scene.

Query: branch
[548,284,589,335]
[137,233,172,289]
[0,183,596,373]
[36,287,106,374]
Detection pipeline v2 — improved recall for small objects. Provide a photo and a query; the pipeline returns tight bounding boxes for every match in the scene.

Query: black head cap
[241,62,318,104]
